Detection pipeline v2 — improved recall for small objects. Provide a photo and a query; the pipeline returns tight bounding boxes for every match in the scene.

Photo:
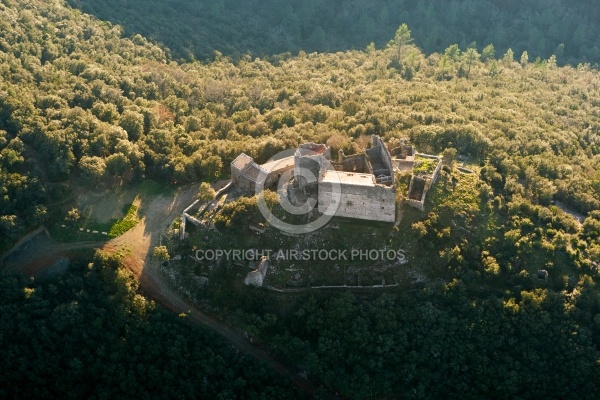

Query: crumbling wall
[391,141,415,159]
[393,159,415,172]
[298,142,330,158]
[430,157,443,185]
[264,162,294,188]
[181,182,232,239]
[338,151,372,174]
[371,135,394,173]
[367,135,394,185]
[405,156,442,211]
[294,143,330,189]
[408,176,426,199]
[295,154,325,189]
[392,140,416,172]
[406,176,427,211]
[405,199,425,211]
[244,256,270,287]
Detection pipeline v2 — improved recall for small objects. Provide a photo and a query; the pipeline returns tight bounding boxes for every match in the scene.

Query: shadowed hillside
[67,0,600,64]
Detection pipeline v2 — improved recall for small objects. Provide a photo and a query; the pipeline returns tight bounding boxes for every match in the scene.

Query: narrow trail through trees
[3,184,318,398]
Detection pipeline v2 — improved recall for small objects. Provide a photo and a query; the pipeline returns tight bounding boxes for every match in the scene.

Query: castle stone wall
[295,153,325,188]
[393,159,415,172]
[405,156,442,211]
[318,181,395,222]
[339,153,371,174]
[372,135,394,173]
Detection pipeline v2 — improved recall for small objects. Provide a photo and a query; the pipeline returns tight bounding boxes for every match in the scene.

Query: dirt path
[3,182,322,397]
[129,261,317,396]
[105,183,318,397]
[2,228,104,275]
[2,182,318,396]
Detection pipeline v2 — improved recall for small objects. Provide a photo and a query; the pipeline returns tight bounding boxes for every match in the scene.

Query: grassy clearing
[137,179,172,197]
[47,225,106,243]
[51,196,142,242]
[108,202,140,238]
[50,179,172,243]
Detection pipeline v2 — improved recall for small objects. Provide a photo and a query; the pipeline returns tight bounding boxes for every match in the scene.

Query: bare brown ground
[2,230,104,275]
[105,183,317,396]
[2,181,316,397]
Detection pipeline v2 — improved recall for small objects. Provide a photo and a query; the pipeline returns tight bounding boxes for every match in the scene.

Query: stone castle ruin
[318,136,396,222]
[244,256,270,287]
[294,143,331,190]
[405,153,443,211]
[391,140,416,172]
[229,135,442,223]
[231,152,295,193]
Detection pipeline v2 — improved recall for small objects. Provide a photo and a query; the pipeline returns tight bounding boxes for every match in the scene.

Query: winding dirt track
[4,184,318,397]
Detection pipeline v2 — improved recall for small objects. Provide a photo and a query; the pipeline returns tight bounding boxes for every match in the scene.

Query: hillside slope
[67,0,600,64]
[1,0,600,251]
[0,1,600,398]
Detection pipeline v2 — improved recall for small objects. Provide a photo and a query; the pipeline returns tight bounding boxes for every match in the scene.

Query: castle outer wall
[318,171,396,223]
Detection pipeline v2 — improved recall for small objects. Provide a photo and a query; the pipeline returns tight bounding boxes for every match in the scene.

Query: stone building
[230,153,295,192]
[391,140,416,172]
[230,135,439,224]
[405,154,443,211]
[230,153,264,192]
[318,170,396,222]
[318,135,396,222]
[259,156,296,188]
[294,143,331,189]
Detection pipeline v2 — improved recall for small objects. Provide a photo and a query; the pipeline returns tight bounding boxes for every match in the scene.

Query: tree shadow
[65,0,400,61]
[66,0,599,65]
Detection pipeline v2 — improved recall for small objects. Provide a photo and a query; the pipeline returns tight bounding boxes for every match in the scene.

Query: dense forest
[265,284,600,399]
[2,0,600,252]
[174,168,600,398]
[66,0,600,65]
[1,0,600,398]
[0,250,301,399]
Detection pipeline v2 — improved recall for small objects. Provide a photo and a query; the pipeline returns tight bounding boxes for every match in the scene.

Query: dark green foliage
[266,286,600,399]
[1,2,600,396]
[68,0,600,66]
[213,191,279,230]
[183,169,600,398]
[0,251,301,399]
